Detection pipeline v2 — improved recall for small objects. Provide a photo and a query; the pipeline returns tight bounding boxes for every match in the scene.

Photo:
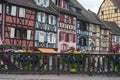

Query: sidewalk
[0,74,120,80]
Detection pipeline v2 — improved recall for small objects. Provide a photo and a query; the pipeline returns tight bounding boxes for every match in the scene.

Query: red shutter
[65,33,69,42]
[73,34,76,43]
[67,33,69,42]
[60,0,63,7]
[63,0,66,8]
[60,14,64,22]
[72,17,74,25]
[59,31,61,41]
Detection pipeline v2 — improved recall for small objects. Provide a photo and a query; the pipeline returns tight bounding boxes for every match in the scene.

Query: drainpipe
[2,3,6,44]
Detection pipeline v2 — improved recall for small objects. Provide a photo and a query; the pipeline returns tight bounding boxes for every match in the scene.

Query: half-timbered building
[69,0,89,51]
[0,0,36,49]
[87,10,101,52]
[98,0,120,27]
[52,0,76,53]
[100,22,110,52]
[33,0,58,52]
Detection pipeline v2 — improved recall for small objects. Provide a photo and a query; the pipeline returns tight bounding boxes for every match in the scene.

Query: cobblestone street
[0,74,120,80]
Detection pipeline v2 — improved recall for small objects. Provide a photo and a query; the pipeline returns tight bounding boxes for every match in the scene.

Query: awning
[38,48,57,53]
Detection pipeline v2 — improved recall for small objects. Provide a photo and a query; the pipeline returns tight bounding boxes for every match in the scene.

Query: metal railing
[0,52,120,75]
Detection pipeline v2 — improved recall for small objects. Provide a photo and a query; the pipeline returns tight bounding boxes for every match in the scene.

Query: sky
[78,0,104,13]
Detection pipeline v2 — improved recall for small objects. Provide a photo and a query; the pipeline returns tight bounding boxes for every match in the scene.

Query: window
[6,6,11,15]
[11,6,16,16]
[19,8,25,17]
[77,21,80,29]
[37,12,46,23]
[63,0,67,9]
[76,8,81,14]
[93,25,97,32]
[35,30,39,41]
[39,31,44,42]
[79,37,86,46]
[49,15,56,25]
[15,29,21,38]
[101,11,104,15]
[72,17,76,25]
[34,0,49,7]
[61,32,65,41]
[10,27,15,38]
[69,34,73,42]
[0,4,2,13]
[114,36,120,43]
[70,6,76,12]
[115,8,118,13]
[60,14,64,22]
[23,29,27,38]
[64,15,70,24]
[80,22,87,31]
[50,34,53,42]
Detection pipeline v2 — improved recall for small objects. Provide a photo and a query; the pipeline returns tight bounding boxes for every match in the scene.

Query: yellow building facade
[98,0,120,27]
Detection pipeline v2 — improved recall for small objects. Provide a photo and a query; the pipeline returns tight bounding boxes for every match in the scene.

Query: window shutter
[49,15,51,24]
[53,16,56,25]
[60,0,63,7]
[37,13,41,22]
[65,33,69,42]
[11,6,16,16]
[39,31,44,42]
[59,31,61,41]
[27,30,31,40]
[10,27,15,38]
[73,34,76,42]
[47,33,50,43]
[0,4,2,13]
[53,34,56,43]
[60,14,64,22]
[35,30,39,40]
[46,0,49,7]
[42,13,46,23]
[40,0,43,5]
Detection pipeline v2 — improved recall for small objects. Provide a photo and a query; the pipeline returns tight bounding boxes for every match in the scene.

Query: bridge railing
[0,52,120,75]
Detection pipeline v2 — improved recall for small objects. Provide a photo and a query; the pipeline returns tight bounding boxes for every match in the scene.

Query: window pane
[19,8,25,17]
[27,30,31,40]
[11,6,16,16]
[10,27,15,38]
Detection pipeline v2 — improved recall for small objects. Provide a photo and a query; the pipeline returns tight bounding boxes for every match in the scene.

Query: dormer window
[34,0,49,7]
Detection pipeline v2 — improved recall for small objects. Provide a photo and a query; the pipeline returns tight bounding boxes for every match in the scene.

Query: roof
[5,0,58,15]
[69,0,102,24]
[111,0,120,10]
[104,21,120,35]
[87,10,110,30]
[87,10,102,25]
[38,48,57,53]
